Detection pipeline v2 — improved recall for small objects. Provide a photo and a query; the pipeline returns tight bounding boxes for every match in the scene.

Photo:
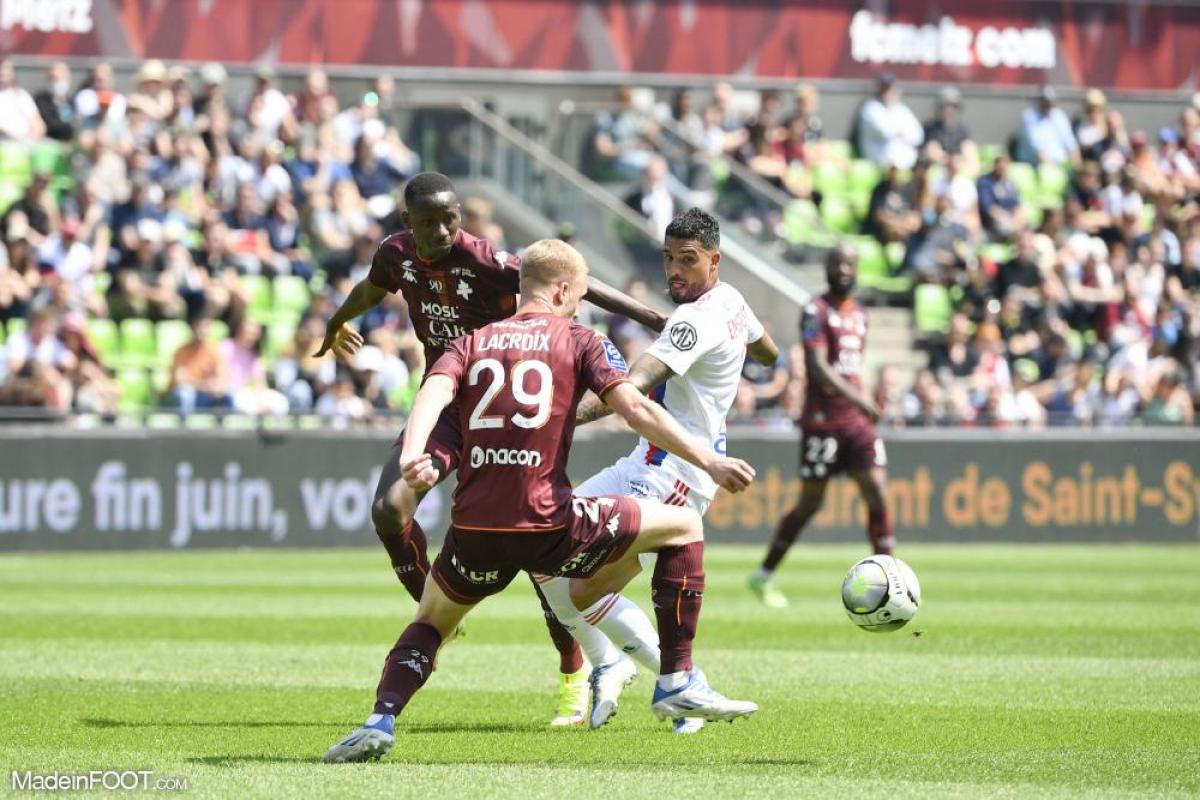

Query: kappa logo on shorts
[669,322,698,351]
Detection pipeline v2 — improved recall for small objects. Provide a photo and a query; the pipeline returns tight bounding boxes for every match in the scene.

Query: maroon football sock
[651,541,705,675]
[376,518,431,603]
[868,509,895,555]
[531,577,584,674]
[761,503,819,573]
[373,622,443,716]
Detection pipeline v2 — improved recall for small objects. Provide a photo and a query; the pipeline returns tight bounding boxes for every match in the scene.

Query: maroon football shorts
[431,496,642,604]
[393,404,462,477]
[799,424,886,480]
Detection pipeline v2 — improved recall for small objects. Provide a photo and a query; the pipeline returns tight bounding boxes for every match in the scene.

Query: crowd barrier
[0,427,1196,551]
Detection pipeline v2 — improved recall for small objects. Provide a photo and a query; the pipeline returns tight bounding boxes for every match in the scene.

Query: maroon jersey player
[315,172,666,725]
[749,244,894,609]
[323,240,757,763]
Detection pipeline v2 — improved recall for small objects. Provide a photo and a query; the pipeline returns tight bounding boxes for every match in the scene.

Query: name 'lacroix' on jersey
[801,293,869,429]
[425,312,630,533]
[366,229,521,369]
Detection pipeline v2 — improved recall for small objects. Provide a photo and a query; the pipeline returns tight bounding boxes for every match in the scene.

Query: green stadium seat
[0,180,24,215]
[265,319,297,361]
[118,318,156,367]
[6,317,26,339]
[30,141,65,177]
[151,368,171,394]
[91,271,111,296]
[184,414,220,430]
[145,413,182,430]
[0,141,31,183]
[156,319,192,366]
[853,237,912,294]
[978,144,1003,168]
[819,196,856,234]
[241,274,272,317]
[117,367,154,412]
[223,414,258,431]
[1007,162,1037,201]
[847,160,880,195]
[272,275,311,316]
[812,162,847,199]
[782,200,835,247]
[978,243,1015,265]
[825,140,853,161]
[1037,163,1069,207]
[85,318,119,363]
[708,157,731,187]
[914,284,954,337]
[207,320,230,342]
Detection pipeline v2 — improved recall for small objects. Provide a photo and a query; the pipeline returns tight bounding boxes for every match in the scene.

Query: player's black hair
[665,207,720,250]
[403,171,457,207]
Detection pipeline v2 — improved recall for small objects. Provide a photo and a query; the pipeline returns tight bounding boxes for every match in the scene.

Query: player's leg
[372,441,432,603]
[325,528,516,763]
[570,499,757,723]
[848,430,893,555]
[528,576,593,727]
[750,478,828,607]
[849,466,894,555]
[536,463,626,663]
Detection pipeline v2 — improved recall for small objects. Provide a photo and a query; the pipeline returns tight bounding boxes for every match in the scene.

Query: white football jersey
[630,281,764,499]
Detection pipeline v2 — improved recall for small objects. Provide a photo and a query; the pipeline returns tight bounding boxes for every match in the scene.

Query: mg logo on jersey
[669,322,698,351]
[469,446,543,468]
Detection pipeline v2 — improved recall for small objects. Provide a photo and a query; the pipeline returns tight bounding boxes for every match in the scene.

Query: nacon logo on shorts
[470,445,543,468]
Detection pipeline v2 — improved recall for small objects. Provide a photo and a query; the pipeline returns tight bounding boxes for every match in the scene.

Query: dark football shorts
[799,424,886,480]
[432,496,642,604]
[393,404,462,477]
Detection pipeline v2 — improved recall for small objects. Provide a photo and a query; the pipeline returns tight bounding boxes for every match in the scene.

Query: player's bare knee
[372,484,417,534]
[659,506,703,547]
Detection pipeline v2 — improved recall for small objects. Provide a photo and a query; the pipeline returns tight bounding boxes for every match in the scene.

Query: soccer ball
[841,555,921,633]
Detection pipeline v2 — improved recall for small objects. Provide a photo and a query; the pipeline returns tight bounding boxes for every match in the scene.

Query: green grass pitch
[1,544,1198,798]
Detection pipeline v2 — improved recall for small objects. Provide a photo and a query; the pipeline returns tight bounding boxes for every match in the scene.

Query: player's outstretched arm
[576,352,675,425]
[747,331,780,367]
[605,382,755,493]
[806,344,880,424]
[584,276,668,333]
[398,374,457,491]
[314,279,388,357]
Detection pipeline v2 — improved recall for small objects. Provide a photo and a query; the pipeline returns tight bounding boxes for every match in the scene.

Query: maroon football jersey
[800,294,870,429]
[367,229,521,369]
[426,312,630,532]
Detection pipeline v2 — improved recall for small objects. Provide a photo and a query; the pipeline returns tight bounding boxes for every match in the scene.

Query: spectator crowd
[0,56,1196,429]
[586,75,1199,428]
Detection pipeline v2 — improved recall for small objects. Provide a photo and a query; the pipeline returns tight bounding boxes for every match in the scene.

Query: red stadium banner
[0,0,1197,92]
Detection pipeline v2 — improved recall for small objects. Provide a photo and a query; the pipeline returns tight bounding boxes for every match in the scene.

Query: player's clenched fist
[314,323,364,360]
[705,456,756,493]
[401,453,440,492]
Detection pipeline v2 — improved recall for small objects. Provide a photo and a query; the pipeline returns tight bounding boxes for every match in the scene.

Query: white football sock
[657,671,690,691]
[591,594,661,672]
[752,566,773,581]
[537,577,622,668]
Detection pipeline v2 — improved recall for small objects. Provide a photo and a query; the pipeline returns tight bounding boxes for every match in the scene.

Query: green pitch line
[1,545,1198,799]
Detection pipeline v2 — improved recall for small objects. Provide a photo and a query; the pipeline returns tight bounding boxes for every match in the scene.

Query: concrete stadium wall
[0,427,1196,551]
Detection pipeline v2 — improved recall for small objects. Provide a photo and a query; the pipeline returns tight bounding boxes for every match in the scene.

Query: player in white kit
[537,208,779,732]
